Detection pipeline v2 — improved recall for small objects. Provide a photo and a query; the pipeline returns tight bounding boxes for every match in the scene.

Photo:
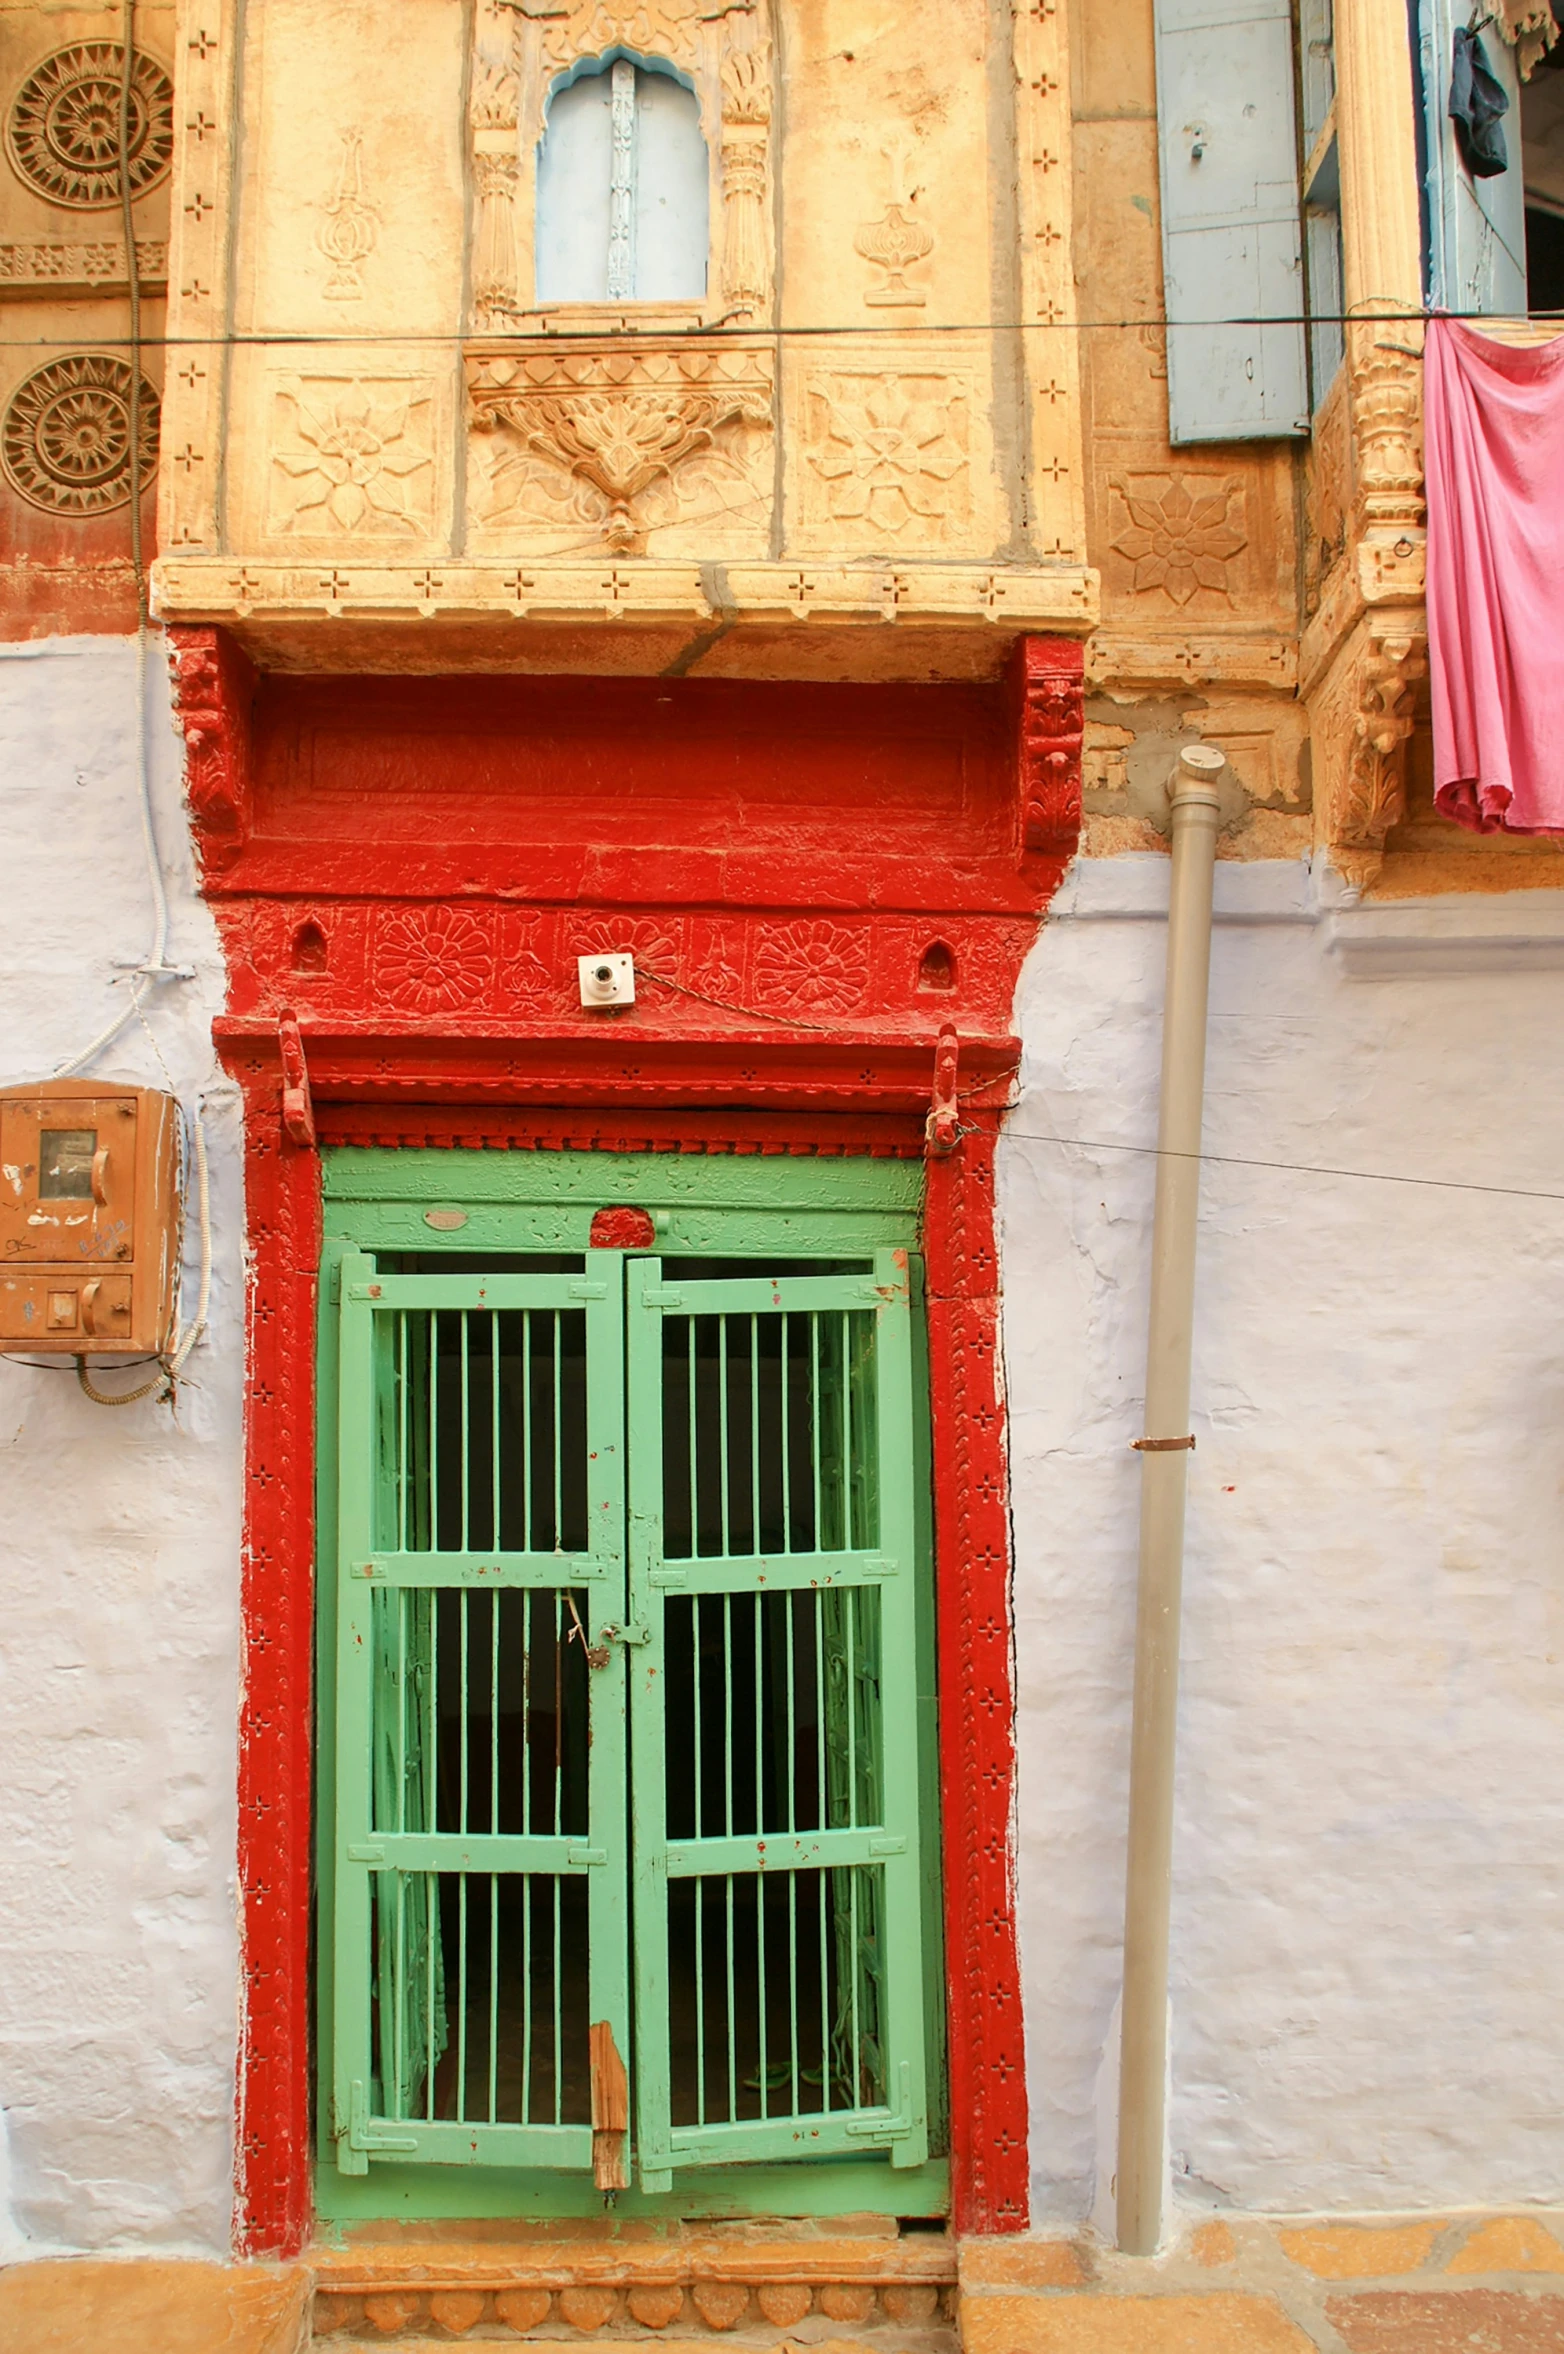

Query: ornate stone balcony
[149,0,1094,681]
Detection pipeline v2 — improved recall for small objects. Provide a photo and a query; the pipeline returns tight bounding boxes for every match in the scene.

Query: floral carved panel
[789,344,991,556]
[265,375,440,547]
[1106,472,1248,609]
[466,340,773,557]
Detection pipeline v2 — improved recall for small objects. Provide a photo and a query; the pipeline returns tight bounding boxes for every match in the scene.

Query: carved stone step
[310,2234,957,2347]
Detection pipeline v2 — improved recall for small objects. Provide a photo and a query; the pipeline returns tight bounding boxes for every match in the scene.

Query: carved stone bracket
[167,625,257,875]
[1011,634,1084,862]
[1313,614,1427,892]
[466,339,773,553]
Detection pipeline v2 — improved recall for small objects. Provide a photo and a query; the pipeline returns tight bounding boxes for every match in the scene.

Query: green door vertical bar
[867,1249,930,2169]
[582,1261,632,2174]
[332,1249,379,2174]
[625,1254,675,2192]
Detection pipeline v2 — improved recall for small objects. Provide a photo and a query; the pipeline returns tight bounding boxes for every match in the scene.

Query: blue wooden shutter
[1154,0,1310,441]
[1418,0,1528,313]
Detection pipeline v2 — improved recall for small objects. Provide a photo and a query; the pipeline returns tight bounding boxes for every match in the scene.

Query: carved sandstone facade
[0,2,174,634]
[151,0,1093,673]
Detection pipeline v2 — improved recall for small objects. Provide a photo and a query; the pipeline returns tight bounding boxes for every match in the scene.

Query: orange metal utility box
[0,1082,179,1357]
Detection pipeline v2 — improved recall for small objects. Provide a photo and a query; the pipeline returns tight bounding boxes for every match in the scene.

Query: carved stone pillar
[720,43,772,323]
[1304,0,1428,888]
[470,53,521,330]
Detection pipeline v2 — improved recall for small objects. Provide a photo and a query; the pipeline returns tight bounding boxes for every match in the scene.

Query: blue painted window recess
[1152,0,1310,442]
[536,56,709,305]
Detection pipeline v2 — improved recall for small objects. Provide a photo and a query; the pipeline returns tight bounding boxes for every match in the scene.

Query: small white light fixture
[578,952,635,1009]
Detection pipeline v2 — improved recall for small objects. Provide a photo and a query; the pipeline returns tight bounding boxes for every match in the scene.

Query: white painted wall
[0,636,241,2256]
[1003,857,1564,2225]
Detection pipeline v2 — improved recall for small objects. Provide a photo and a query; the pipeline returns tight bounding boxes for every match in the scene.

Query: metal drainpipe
[1115,746,1224,2257]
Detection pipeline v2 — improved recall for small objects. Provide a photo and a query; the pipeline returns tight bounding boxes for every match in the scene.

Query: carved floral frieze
[217,897,1040,1038]
[466,340,773,555]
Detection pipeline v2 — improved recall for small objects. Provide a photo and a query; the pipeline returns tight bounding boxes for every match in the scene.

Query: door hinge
[346,1843,385,1864]
[568,1843,609,1866]
[346,2079,418,2156]
[568,1280,609,1300]
[642,1286,684,1308]
[867,1835,906,1856]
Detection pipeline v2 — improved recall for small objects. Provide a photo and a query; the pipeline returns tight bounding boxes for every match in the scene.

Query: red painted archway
[168,629,1084,2255]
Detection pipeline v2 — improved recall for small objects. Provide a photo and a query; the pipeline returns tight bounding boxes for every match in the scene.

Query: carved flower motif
[377,909,493,1011]
[272,380,432,535]
[752,921,867,1015]
[1110,475,1246,606]
[807,374,967,539]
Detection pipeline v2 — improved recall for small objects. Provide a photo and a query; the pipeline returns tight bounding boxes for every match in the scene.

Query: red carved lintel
[277,1010,316,1149]
[925,1024,961,1157]
[166,624,257,875]
[1011,634,1084,863]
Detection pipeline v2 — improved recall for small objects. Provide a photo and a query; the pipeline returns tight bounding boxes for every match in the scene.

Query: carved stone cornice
[0,239,167,295]
[1311,610,1427,893]
[166,625,257,876]
[152,556,1097,634]
[466,337,773,554]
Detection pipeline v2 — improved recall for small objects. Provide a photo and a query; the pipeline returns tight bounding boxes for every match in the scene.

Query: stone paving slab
[0,2258,310,2354]
[955,2215,1564,2352]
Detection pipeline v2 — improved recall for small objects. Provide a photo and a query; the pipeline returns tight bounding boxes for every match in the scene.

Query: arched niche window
[535,53,708,304]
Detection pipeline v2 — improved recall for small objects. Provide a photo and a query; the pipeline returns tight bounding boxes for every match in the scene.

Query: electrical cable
[0,309,1556,355]
[995,1121,1564,1208]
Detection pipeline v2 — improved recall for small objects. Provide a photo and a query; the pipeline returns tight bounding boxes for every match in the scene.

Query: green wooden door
[625,1252,929,2190]
[332,1257,628,2174]
[329,1247,930,2188]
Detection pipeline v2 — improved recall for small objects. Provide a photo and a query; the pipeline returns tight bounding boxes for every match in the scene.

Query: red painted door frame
[172,630,1085,2256]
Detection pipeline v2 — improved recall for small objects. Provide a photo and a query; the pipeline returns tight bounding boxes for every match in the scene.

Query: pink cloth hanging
[1425,315,1564,834]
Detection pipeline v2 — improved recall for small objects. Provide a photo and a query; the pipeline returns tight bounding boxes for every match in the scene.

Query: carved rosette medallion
[267,378,437,540]
[800,368,972,548]
[6,44,173,208]
[2,354,159,516]
[751,921,869,1016]
[376,909,496,1014]
[467,341,773,554]
[1108,474,1248,606]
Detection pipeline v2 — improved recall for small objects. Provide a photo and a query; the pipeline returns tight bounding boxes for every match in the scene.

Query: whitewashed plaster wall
[0,637,242,2255]
[1002,858,1564,2227]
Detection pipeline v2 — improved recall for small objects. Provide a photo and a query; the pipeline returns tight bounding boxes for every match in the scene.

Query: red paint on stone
[590,1205,657,1249]
[176,634,1085,2253]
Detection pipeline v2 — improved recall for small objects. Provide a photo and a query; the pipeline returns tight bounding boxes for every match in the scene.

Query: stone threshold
[310,2230,955,2343]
